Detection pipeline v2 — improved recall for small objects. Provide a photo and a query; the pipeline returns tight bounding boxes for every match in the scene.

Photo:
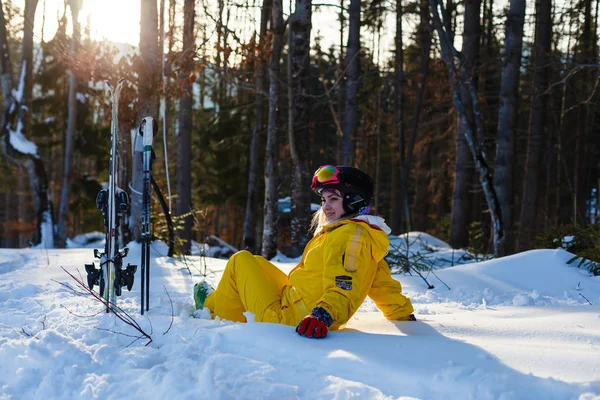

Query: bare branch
[162,285,174,335]
[58,267,153,346]
[313,3,344,9]
[579,292,593,305]
[563,70,600,115]
[21,327,34,338]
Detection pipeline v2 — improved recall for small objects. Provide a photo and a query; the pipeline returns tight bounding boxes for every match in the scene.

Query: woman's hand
[296,307,333,338]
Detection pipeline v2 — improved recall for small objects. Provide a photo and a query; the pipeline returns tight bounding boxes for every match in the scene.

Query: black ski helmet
[311,165,374,215]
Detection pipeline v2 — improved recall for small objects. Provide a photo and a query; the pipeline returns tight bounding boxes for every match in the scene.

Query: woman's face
[321,191,345,223]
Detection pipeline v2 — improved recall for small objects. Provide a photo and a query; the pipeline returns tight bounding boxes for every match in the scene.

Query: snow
[12,60,26,103]
[7,60,40,157]
[29,210,55,250]
[8,119,39,157]
[0,235,599,399]
[389,231,490,269]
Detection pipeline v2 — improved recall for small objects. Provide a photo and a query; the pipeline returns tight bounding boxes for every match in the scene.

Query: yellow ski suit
[204,216,414,329]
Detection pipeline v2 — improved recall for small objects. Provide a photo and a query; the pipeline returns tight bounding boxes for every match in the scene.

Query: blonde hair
[310,208,329,236]
[310,206,362,236]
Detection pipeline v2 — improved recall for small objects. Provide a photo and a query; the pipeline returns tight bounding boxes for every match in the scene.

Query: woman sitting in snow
[194,165,415,338]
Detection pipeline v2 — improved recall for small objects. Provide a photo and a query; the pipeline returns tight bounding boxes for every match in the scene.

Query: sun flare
[30,0,141,47]
[82,0,140,46]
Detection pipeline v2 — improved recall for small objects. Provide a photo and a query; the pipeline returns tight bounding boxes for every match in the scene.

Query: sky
[0,230,599,399]
[13,0,541,68]
[15,0,417,64]
[22,0,141,46]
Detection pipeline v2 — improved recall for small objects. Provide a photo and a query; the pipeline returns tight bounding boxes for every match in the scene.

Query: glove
[296,307,334,339]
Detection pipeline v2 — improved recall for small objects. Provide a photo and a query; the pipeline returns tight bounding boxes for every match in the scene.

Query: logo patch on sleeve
[335,275,353,290]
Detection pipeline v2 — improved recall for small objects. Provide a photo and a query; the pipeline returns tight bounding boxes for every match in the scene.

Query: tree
[394,0,431,234]
[176,0,195,255]
[493,0,525,256]
[56,0,82,248]
[262,0,285,259]
[132,0,160,242]
[0,0,11,112]
[288,0,312,257]
[449,0,481,249]
[0,0,55,248]
[341,0,360,165]
[390,0,404,233]
[516,0,552,251]
[429,0,505,255]
[243,0,271,253]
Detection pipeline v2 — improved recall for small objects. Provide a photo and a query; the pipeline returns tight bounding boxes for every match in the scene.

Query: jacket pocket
[281,285,309,326]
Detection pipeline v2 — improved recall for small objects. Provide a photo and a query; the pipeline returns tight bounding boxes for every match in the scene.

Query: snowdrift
[0,239,598,399]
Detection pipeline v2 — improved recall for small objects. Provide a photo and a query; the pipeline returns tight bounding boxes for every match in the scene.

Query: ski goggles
[311,165,340,190]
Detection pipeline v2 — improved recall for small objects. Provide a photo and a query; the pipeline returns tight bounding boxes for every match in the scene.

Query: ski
[85,79,137,313]
[140,117,156,315]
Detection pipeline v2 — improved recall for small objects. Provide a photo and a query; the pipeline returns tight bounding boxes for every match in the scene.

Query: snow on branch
[8,117,38,157]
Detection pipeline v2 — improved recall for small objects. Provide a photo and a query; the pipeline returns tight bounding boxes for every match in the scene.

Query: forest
[0,0,598,261]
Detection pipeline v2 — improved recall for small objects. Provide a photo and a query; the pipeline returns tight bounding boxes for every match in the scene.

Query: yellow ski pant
[204,250,309,326]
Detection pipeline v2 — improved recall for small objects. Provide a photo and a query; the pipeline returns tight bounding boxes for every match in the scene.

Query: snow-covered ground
[1,235,599,399]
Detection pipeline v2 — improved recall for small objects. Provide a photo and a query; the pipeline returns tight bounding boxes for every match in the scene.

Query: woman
[194,165,415,338]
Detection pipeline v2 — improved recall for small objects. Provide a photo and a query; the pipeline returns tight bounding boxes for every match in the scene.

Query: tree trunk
[515,0,551,252]
[374,91,381,213]
[574,0,594,224]
[396,0,430,234]
[0,0,54,248]
[132,0,160,242]
[0,0,12,111]
[449,0,480,249]
[288,0,312,257]
[336,0,345,164]
[56,0,81,248]
[262,0,284,259]
[176,0,195,255]
[243,0,271,253]
[341,0,360,165]
[494,0,525,256]
[430,0,505,256]
[445,0,456,43]
[391,0,404,233]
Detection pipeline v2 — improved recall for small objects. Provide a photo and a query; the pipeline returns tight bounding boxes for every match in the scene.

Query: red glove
[296,307,333,339]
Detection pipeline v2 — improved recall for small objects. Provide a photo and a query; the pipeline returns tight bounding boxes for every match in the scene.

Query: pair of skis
[85,79,154,315]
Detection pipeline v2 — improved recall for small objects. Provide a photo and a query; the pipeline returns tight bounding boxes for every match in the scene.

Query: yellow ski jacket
[285,216,414,329]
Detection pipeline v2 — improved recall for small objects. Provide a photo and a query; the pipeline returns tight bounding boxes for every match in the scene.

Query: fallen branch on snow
[55,267,153,346]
